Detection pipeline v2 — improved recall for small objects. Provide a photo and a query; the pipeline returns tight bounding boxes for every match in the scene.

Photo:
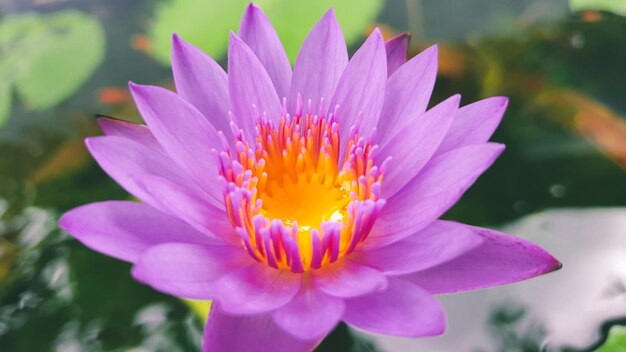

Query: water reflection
[0,199,202,350]
[361,209,626,351]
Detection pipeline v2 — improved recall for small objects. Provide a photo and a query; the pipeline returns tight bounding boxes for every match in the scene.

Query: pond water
[1,0,625,351]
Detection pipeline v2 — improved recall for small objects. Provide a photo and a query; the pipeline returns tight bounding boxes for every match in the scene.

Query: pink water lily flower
[60,4,560,351]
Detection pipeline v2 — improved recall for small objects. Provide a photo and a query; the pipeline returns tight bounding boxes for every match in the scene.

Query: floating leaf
[0,11,105,112]
[148,0,247,65]
[570,0,626,16]
[597,326,626,352]
[147,0,383,65]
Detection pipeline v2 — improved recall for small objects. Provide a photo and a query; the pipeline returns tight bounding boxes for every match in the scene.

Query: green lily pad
[596,326,626,352]
[148,0,249,66]
[147,0,383,65]
[570,0,626,16]
[0,10,105,123]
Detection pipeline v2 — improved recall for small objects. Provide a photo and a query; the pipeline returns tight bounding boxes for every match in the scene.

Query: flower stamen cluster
[218,100,386,272]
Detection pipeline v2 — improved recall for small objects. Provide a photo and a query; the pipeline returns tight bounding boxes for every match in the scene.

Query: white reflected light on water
[358,208,626,351]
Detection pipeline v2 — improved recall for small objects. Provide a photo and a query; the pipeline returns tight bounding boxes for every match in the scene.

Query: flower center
[259,176,349,232]
[218,103,386,272]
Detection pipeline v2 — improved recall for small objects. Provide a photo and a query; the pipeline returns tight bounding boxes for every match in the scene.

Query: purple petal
[134,175,236,244]
[128,83,222,204]
[330,28,386,141]
[228,32,281,136]
[436,96,509,155]
[403,223,561,294]
[343,277,446,337]
[85,136,201,212]
[364,143,505,249]
[378,94,460,197]
[203,302,322,352]
[214,263,301,314]
[385,32,409,76]
[272,282,344,340]
[377,45,438,146]
[353,220,483,275]
[97,116,162,152]
[132,243,250,300]
[239,4,292,100]
[59,201,216,263]
[171,34,231,136]
[289,9,347,113]
[311,259,387,298]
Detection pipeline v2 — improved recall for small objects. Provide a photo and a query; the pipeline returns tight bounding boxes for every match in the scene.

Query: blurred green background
[1,0,625,351]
